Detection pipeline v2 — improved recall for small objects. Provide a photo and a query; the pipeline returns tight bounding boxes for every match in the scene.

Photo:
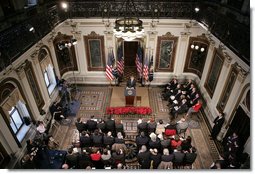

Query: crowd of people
[210,132,250,169]
[56,116,197,169]
[20,77,249,169]
[162,78,202,121]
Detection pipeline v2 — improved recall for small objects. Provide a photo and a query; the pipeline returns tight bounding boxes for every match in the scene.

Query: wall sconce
[58,38,77,50]
[190,44,205,52]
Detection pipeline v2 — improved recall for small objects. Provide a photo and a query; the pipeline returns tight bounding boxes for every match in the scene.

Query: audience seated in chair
[176,118,189,135]
[184,100,203,120]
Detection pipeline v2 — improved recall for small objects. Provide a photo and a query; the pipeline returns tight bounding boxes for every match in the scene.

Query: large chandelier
[113,0,144,41]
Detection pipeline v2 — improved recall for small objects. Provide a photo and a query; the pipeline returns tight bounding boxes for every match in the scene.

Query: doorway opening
[123,41,139,81]
[222,106,250,156]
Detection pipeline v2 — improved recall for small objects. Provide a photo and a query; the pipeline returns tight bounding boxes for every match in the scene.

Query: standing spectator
[173,146,185,169]
[226,132,239,156]
[137,145,151,169]
[36,121,46,134]
[103,131,115,148]
[149,148,161,169]
[183,147,197,168]
[97,118,106,134]
[90,148,103,169]
[210,153,228,169]
[164,121,177,137]
[86,115,97,133]
[210,112,225,140]
[101,148,113,168]
[91,129,103,147]
[158,148,174,169]
[115,119,125,138]
[21,154,36,169]
[78,149,92,169]
[156,119,166,135]
[112,135,127,153]
[115,132,125,144]
[112,149,126,167]
[181,139,192,153]
[148,132,161,150]
[136,131,149,150]
[147,117,157,134]
[80,131,91,148]
[75,117,87,134]
[158,133,170,152]
[171,135,182,150]
[105,115,116,136]
[65,148,79,169]
[137,118,148,135]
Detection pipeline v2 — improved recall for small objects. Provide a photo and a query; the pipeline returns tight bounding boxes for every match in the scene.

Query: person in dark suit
[137,145,151,169]
[112,66,119,86]
[210,112,225,140]
[86,115,97,133]
[126,76,136,89]
[183,147,197,167]
[75,117,87,133]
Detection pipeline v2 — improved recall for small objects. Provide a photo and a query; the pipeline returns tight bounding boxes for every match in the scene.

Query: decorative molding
[88,31,100,38]
[15,62,27,79]
[148,31,158,41]
[233,62,249,83]
[162,32,174,38]
[223,52,232,68]
[47,31,57,44]
[71,31,82,40]
[104,31,114,41]
[180,32,191,40]
[180,32,191,36]
[30,50,39,59]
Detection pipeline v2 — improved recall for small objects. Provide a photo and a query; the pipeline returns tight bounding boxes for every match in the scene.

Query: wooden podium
[124,88,136,106]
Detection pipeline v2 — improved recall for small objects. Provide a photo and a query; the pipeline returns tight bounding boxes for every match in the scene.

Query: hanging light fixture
[113,0,144,41]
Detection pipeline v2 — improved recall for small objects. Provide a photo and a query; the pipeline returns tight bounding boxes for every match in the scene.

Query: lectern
[124,88,136,106]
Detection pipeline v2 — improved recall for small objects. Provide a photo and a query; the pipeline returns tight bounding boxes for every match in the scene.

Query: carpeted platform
[110,86,150,107]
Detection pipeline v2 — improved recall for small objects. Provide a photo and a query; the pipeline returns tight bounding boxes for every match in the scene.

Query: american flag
[135,45,143,77]
[143,54,149,81]
[106,49,115,81]
[117,43,124,75]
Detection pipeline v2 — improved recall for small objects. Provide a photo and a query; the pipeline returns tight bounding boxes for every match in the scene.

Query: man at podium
[125,76,136,106]
[126,75,136,89]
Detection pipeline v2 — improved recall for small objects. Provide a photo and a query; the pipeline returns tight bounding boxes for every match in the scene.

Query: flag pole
[108,47,113,87]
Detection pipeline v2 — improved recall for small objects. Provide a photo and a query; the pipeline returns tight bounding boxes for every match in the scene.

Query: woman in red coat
[184,100,202,119]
